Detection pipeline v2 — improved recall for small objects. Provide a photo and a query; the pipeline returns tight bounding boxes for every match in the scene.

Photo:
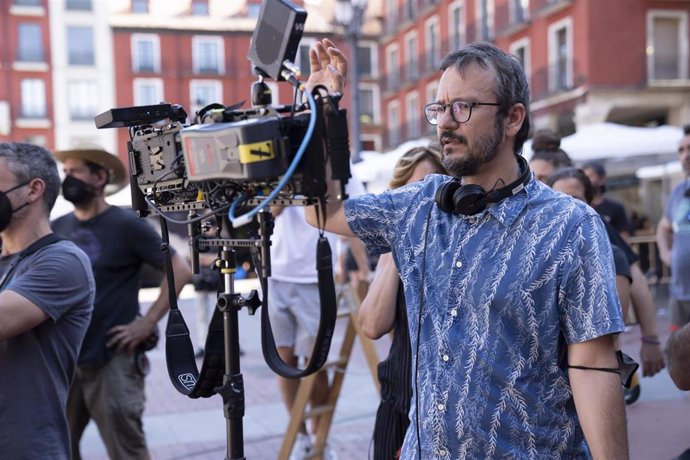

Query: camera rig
[95,1,352,458]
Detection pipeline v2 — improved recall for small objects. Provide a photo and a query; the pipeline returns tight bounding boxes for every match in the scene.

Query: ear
[505,103,526,139]
[26,178,46,203]
[96,169,109,191]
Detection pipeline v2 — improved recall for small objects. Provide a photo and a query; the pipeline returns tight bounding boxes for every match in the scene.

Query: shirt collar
[484,173,536,227]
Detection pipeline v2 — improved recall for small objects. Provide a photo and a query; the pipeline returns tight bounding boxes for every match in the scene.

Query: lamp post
[335,0,366,162]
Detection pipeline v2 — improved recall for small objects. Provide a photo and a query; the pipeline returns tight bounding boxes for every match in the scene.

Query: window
[357,43,375,78]
[193,36,224,75]
[476,0,494,41]
[66,0,91,10]
[17,23,44,63]
[388,101,401,147]
[647,10,689,81]
[67,81,98,120]
[190,80,222,116]
[425,17,440,73]
[359,83,379,124]
[449,1,466,53]
[403,0,415,21]
[509,37,530,82]
[247,3,261,17]
[67,27,95,66]
[386,0,398,34]
[548,17,573,92]
[20,79,46,118]
[510,0,529,25]
[191,0,209,15]
[406,92,420,139]
[131,0,148,13]
[405,32,419,81]
[386,45,400,91]
[134,78,164,106]
[132,34,160,73]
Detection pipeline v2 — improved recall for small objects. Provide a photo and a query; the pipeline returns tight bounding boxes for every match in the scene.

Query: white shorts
[267,278,321,357]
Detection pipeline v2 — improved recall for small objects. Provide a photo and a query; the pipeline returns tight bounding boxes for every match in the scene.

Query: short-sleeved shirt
[52,206,168,367]
[345,173,624,459]
[0,239,95,459]
[664,181,690,300]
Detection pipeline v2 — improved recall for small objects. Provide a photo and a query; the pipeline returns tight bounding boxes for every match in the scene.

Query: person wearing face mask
[0,142,95,459]
[51,147,192,460]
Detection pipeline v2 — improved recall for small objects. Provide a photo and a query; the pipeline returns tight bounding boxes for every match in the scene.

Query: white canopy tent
[524,122,683,163]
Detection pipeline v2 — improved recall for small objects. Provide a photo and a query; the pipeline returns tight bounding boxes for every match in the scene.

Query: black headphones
[435,155,531,216]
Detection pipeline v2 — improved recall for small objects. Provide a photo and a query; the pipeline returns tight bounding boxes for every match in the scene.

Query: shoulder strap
[0,233,66,290]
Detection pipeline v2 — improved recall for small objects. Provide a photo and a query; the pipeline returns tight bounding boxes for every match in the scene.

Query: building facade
[380,0,690,150]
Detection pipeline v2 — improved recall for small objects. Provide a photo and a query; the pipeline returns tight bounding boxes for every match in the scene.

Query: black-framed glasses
[423,100,500,125]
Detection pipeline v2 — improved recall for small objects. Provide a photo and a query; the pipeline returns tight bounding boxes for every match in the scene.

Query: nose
[436,106,458,131]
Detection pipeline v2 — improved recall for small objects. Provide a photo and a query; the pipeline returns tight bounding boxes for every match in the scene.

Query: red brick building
[380,0,690,150]
[0,0,54,148]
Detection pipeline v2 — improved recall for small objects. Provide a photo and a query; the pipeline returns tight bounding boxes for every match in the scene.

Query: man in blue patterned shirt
[305,39,628,459]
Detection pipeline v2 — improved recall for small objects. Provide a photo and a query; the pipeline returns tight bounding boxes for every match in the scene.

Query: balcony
[530,59,585,102]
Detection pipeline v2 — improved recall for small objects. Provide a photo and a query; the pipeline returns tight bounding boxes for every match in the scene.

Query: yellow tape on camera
[239,141,275,164]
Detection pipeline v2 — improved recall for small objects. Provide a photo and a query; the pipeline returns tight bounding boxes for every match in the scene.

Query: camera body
[95,0,351,216]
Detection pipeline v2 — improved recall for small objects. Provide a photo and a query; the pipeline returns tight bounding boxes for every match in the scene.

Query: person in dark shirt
[582,160,633,239]
[0,142,95,460]
[52,147,191,460]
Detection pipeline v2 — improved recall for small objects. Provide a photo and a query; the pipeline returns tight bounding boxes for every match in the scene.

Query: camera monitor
[247,0,307,81]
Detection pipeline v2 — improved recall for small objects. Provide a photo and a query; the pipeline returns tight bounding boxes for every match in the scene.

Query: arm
[568,334,629,459]
[628,263,665,376]
[357,253,399,339]
[108,251,192,353]
[666,322,690,390]
[656,216,673,267]
[303,38,354,236]
[0,290,49,341]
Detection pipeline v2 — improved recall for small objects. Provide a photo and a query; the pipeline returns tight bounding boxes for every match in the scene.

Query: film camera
[93,4,349,447]
[95,0,351,227]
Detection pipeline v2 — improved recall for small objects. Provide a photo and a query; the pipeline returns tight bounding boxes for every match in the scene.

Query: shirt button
[438,448,447,456]
[442,354,449,362]
[437,403,445,411]
[451,309,457,317]
[468,217,476,224]
[455,261,462,268]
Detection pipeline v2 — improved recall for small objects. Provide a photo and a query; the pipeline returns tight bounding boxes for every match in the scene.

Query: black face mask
[62,175,96,205]
[0,182,30,232]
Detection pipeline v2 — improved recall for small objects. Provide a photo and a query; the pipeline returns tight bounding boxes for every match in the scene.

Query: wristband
[640,336,661,345]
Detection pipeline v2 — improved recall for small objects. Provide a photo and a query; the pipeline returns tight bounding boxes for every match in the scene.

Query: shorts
[268,278,321,357]
[669,298,690,331]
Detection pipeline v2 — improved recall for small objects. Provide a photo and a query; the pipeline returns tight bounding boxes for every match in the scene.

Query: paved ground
[78,282,690,460]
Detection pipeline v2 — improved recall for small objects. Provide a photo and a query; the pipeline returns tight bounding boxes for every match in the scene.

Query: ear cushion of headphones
[452,184,489,215]
[435,180,461,214]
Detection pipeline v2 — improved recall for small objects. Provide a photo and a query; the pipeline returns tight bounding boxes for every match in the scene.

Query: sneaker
[289,433,313,460]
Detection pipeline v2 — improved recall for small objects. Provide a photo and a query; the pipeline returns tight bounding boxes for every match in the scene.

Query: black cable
[415,206,433,460]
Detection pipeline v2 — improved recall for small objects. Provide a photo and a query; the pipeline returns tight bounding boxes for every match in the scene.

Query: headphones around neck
[435,155,531,216]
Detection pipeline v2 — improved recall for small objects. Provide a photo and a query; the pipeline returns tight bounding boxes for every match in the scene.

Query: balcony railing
[530,59,586,101]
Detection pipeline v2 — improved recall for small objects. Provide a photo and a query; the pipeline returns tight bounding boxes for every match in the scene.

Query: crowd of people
[0,36,688,460]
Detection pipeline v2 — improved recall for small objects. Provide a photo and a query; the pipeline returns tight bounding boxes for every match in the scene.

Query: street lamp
[334,0,366,162]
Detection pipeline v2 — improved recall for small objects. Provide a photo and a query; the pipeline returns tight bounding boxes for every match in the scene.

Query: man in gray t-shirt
[0,143,95,460]
[657,126,690,331]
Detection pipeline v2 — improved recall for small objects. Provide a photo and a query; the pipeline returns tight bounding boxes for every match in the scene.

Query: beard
[440,117,505,178]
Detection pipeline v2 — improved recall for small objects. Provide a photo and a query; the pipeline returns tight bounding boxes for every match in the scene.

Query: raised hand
[306,38,348,93]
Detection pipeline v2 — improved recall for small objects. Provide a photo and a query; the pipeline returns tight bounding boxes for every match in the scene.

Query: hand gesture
[306,38,348,94]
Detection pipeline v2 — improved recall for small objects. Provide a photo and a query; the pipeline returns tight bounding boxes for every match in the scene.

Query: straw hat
[54,146,128,196]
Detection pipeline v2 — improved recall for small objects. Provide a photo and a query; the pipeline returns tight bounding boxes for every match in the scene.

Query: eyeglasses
[423,100,500,125]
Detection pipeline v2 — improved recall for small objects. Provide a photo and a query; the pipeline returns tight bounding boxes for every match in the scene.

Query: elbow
[357,311,387,340]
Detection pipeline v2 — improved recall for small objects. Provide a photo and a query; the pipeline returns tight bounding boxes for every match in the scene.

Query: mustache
[439,131,467,145]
